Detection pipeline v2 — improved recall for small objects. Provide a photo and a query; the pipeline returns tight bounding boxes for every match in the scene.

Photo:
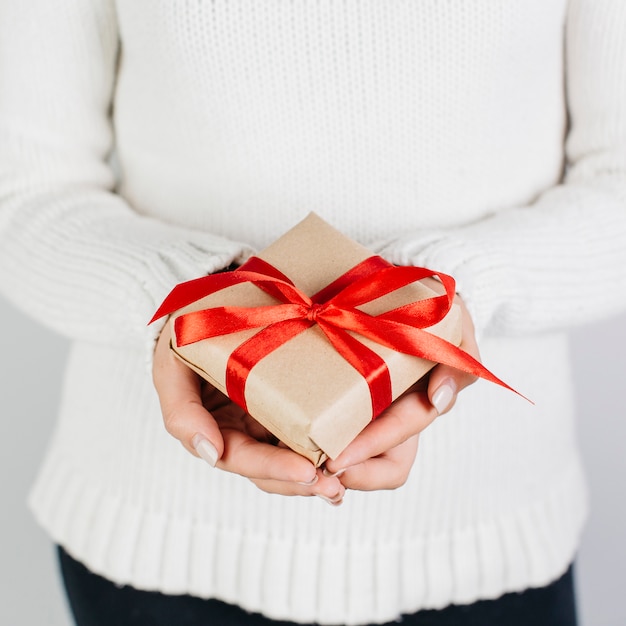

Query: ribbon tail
[317,321,392,418]
[333,311,531,403]
[226,319,313,411]
[402,330,530,401]
[416,333,530,401]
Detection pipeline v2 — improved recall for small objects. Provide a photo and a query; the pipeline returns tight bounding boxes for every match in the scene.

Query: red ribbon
[150,256,523,416]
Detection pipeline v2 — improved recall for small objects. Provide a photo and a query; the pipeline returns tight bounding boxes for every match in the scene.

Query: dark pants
[58,546,578,626]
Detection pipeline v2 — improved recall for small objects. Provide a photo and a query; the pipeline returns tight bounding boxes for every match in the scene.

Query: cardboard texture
[171,213,462,466]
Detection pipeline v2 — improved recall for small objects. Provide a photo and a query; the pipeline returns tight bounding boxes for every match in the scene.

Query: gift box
[153,214,476,466]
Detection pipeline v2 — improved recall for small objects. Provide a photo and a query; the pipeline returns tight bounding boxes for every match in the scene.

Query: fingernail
[297,475,319,486]
[192,433,218,467]
[432,379,457,415]
[322,467,347,479]
[316,494,343,507]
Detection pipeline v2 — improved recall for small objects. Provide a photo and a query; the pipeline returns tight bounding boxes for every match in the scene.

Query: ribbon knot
[306,303,324,322]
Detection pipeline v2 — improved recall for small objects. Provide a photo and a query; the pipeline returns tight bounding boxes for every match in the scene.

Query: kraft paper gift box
[158,213,462,466]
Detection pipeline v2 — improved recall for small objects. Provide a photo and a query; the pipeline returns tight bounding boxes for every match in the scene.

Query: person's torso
[112,0,568,248]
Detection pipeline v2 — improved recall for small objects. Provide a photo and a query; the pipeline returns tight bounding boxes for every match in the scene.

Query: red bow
[151,256,522,416]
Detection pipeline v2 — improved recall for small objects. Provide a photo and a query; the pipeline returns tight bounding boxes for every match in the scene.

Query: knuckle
[259,447,282,478]
[160,407,176,430]
[382,410,415,444]
[161,407,186,436]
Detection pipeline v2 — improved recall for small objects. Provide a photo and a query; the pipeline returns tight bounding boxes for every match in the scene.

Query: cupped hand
[323,290,479,491]
[152,322,345,503]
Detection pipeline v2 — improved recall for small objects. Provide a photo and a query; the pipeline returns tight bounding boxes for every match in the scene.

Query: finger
[153,324,225,464]
[250,472,346,503]
[338,435,420,491]
[217,428,319,484]
[324,391,435,475]
[428,295,480,415]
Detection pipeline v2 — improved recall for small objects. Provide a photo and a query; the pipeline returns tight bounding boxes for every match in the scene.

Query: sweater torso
[114,0,566,247]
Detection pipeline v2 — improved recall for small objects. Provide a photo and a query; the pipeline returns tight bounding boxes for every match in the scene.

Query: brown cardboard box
[169,214,462,466]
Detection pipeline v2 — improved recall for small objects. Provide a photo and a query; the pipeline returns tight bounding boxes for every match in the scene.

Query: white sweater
[2,1,626,624]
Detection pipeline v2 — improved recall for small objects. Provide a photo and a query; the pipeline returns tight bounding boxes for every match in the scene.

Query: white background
[1,294,625,626]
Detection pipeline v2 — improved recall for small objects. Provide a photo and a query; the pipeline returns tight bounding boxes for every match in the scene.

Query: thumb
[427,365,476,416]
[427,293,480,415]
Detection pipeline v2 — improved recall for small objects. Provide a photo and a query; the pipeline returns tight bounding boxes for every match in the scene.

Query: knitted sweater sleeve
[0,1,252,350]
[380,0,626,337]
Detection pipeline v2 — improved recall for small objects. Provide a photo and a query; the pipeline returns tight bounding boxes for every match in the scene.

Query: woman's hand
[323,291,479,492]
[153,322,345,504]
